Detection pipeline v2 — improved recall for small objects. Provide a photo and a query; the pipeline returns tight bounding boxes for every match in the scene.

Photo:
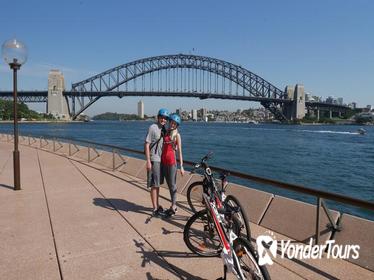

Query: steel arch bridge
[69,54,289,120]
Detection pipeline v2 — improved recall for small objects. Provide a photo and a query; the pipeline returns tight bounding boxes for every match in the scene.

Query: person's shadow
[93,197,153,215]
[93,197,189,228]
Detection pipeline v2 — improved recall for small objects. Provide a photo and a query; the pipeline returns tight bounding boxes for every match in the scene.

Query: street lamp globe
[1,39,28,67]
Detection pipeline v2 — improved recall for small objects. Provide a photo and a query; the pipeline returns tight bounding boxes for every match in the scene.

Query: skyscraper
[138,100,144,119]
[192,109,197,121]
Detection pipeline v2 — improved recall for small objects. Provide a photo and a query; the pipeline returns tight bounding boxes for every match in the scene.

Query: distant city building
[312,96,322,102]
[137,100,144,119]
[326,96,334,104]
[366,105,373,111]
[349,102,357,109]
[191,109,198,121]
[198,108,208,121]
[176,108,182,115]
[305,93,311,101]
[337,97,343,105]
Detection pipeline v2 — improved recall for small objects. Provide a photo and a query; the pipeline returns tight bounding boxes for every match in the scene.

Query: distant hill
[0,99,54,120]
[92,112,146,121]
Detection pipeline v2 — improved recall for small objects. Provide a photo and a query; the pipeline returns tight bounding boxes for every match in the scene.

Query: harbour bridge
[0,54,350,121]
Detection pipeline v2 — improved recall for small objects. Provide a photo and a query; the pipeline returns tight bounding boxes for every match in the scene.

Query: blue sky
[0,0,373,116]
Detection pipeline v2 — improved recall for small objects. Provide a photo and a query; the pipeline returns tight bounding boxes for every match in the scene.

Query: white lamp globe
[1,39,28,66]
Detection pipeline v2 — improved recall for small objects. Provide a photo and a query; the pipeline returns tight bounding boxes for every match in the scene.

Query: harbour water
[1,121,373,220]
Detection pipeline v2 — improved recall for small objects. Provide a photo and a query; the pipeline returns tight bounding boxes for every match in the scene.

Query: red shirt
[161,134,176,165]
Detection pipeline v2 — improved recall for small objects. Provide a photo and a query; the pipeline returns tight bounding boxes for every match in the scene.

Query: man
[145,108,169,216]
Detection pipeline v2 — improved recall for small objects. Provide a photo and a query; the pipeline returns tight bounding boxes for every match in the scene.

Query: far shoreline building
[138,100,144,119]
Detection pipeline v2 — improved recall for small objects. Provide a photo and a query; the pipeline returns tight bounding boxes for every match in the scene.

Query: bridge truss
[70,54,289,120]
[0,91,48,103]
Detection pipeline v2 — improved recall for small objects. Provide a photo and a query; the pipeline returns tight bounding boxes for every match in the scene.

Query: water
[1,121,373,220]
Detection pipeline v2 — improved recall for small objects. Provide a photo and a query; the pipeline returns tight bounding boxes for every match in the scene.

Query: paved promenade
[0,142,372,279]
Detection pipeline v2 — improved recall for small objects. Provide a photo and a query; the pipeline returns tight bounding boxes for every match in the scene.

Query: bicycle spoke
[184,210,222,256]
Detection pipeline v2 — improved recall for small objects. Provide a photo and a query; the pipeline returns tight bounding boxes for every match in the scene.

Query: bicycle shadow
[134,239,206,280]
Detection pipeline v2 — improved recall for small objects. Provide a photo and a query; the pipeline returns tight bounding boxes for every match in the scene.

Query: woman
[161,113,184,217]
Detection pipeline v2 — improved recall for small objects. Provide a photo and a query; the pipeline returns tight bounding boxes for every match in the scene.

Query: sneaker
[152,206,165,217]
[164,207,177,217]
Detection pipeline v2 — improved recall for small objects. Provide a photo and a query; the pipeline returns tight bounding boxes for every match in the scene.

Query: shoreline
[0,119,370,126]
[0,120,83,124]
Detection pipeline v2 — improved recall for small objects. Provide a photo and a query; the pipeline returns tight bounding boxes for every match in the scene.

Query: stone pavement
[0,142,372,280]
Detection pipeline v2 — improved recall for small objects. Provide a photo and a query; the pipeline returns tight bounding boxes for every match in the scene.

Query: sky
[0,0,373,116]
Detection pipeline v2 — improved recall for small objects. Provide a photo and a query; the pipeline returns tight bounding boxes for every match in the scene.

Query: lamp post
[1,39,28,191]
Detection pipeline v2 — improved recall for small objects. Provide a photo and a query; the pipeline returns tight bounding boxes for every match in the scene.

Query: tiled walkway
[0,142,372,279]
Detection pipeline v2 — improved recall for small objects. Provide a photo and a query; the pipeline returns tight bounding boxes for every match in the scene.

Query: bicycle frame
[202,191,242,278]
[200,164,227,204]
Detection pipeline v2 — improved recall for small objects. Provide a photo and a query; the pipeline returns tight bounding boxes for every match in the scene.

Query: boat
[357,128,366,135]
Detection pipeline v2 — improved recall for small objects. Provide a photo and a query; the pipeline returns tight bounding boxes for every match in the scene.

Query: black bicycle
[183,154,270,279]
[186,152,251,240]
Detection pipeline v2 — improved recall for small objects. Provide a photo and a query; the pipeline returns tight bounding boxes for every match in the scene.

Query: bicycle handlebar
[190,152,214,173]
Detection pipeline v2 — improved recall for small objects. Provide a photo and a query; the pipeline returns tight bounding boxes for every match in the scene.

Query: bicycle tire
[186,181,205,213]
[233,237,271,280]
[224,195,251,240]
[183,209,222,257]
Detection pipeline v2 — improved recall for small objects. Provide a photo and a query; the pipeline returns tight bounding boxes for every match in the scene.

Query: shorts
[147,161,164,188]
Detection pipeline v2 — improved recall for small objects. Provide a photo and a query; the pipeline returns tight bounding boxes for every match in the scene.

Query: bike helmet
[158,108,170,119]
[169,113,181,126]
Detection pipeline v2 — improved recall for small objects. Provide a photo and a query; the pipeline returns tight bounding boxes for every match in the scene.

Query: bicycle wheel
[233,237,271,280]
[186,181,205,213]
[183,209,222,257]
[224,195,251,240]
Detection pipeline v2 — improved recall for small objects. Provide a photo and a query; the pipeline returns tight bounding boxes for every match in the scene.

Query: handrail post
[112,149,115,171]
[321,200,341,232]
[315,197,321,245]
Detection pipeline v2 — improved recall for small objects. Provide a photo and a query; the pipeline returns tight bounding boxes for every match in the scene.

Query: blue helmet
[169,113,181,126]
[158,108,169,118]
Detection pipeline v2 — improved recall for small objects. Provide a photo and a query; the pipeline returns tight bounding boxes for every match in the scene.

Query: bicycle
[183,167,270,280]
[186,152,251,240]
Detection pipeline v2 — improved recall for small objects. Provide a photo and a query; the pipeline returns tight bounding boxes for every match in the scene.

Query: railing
[1,132,373,244]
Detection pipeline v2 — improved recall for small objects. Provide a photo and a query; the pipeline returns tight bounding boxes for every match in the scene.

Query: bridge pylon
[283,84,305,121]
[47,70,70,120]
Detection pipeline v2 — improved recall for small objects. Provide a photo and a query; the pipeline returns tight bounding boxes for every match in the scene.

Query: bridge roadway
[0,140,372,280]
[0,90,349,110]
